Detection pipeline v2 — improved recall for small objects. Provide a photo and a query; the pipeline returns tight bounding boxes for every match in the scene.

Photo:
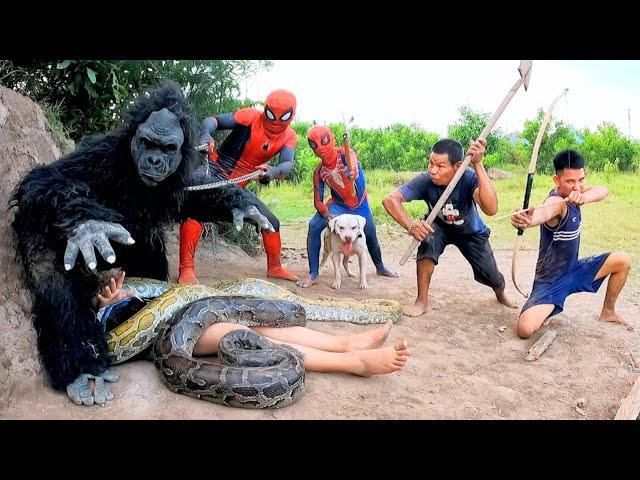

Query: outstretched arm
[511,186,609,230]
[13,164,124,239]
[511,196,567,230]
[198,113,239,145]
[570,185,609,205]
[12,162,136,272]
[181,185,275,232]
[257,146,295,184]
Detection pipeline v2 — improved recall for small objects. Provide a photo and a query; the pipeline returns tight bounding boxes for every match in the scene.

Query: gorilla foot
[66,369,119,407]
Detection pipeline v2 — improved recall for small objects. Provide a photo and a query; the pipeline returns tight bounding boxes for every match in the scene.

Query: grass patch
[255,168,640,287]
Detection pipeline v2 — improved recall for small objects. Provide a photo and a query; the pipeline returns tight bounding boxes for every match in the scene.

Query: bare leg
[594,252,632,327]
[191,322,408,376]
[517,304,556,339]
[280,339,411,376]
[193,323,250,356]
[403,258,434,317]
[253,320,393,352]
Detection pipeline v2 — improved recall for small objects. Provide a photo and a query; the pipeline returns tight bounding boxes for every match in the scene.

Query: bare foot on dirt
[296,275,318,288]
[403,300,428,317]
[494,286,518,309]
[346,320,393,351]
[599,309,633,329]
[376,267,399,278]
[351,340,411,377]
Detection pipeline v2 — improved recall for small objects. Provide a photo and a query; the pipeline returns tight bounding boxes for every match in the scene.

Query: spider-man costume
[179,89,299,284]
[304,125,397,282]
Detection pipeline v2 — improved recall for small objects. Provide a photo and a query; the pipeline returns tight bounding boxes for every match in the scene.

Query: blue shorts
[522,253,611,318]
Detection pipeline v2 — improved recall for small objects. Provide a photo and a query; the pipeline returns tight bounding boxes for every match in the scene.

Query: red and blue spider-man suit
[297,125,398,288]
[179,89,299,284]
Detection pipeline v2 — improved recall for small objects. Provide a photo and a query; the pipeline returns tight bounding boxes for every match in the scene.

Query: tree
[521,108,581,173]
[580,123,637,172]
[447,105,504,155]
[0,60,270,141]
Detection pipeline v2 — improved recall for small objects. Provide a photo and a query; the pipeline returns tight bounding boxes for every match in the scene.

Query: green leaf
[85,82,97,98]
[57,60,72,69]
[86,67,97,84]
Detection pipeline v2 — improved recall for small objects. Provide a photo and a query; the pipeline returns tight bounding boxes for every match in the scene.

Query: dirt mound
[0,87,68,414]
[0,87,251,415]
[486,167,515,180]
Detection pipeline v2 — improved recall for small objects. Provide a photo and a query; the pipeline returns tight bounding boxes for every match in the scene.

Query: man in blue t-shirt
[383,138,516,317]
[510,149,632,338]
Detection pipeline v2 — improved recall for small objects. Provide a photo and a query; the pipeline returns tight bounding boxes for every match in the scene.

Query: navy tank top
[534,190,582,283]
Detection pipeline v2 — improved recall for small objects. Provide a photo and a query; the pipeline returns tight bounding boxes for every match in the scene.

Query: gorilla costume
[10,82,273,406]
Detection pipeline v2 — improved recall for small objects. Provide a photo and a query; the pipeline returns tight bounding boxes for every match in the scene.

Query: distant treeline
[290,106,640,182]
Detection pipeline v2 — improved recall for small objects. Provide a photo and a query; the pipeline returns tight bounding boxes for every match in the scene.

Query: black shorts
[416,226,504,289]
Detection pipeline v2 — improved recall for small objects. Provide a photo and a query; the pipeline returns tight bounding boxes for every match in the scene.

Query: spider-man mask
[307,125,338,166]
[262,89,296,136]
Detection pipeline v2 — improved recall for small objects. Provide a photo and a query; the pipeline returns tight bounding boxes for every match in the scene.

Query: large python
[102,277,401,409]
[153,296,307,409]
[104,277,401,364]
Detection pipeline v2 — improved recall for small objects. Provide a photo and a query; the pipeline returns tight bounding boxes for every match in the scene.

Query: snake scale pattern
[153,297,306,409]
[102,277,401,409]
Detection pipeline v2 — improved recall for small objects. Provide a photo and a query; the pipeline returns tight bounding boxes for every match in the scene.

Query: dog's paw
[331,280,341,290]
[359,280,368,290]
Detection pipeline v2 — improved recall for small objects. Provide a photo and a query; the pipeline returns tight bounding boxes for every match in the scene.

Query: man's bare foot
[599,309,633,329]
[376,267,399,278]
[494,286,518,309]
[351,340,411,377]
[296,275,318,288]
[402,300,428,317]
[346,320,393,351]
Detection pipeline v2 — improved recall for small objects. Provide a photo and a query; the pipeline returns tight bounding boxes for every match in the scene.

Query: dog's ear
[328,216,337,233]
[356,215,367,230]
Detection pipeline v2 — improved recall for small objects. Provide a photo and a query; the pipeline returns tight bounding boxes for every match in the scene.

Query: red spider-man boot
[178,219,204,285]
[261,230,299,282]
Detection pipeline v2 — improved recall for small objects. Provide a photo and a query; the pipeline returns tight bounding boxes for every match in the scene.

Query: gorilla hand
[231,206,275,233]
[64,220,135,271]
[66,368,119,407]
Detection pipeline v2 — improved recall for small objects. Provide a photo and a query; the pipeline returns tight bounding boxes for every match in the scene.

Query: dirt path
[3,224,639,419]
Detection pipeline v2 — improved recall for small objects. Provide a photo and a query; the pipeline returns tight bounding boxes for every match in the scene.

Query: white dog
[321,214,368,290]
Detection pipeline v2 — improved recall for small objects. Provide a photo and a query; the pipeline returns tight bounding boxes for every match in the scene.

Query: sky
[240,60,640,139]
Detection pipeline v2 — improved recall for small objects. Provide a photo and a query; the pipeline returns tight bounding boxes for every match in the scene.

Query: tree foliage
[0,60,270,140]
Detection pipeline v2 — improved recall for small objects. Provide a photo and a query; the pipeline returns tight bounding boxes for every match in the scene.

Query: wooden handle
[399,72,529,266]
[342,134,357,197]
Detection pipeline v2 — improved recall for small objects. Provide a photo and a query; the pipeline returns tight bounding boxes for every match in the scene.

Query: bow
[399,60,533,266]
[511,88,569,297]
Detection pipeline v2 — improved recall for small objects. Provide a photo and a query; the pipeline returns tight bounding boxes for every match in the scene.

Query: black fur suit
[10,82,261,393]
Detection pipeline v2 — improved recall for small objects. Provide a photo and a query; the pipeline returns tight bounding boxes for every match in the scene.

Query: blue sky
[240,60,640,139]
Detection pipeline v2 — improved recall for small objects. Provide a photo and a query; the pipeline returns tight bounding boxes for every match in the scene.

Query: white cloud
[241,60,640,139]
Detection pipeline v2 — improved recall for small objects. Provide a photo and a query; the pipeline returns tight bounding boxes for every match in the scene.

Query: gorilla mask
[131,108,185,187]
[262,89,296,136]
